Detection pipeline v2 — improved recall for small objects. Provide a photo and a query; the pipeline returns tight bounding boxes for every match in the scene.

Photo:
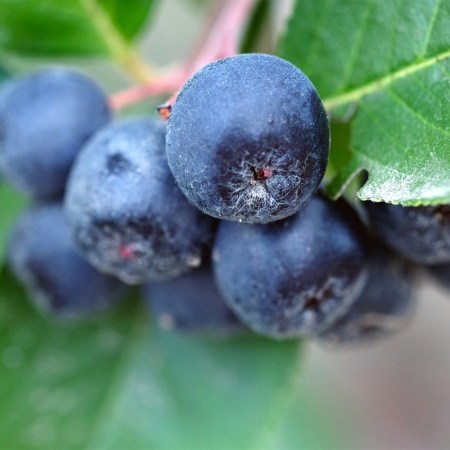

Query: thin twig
[109,0,257,112]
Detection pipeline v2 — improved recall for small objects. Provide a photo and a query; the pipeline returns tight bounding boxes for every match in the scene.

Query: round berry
[319,248,417,346]
[366,202,450,265]
[144,262,242,335]
[166,54,329,223]
[8,203,125,319]
[213,195,368,339]
[64,118,215,285]
[0,67,110,198]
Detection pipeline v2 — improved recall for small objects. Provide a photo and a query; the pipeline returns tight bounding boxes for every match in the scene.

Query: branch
[80,0,155,84]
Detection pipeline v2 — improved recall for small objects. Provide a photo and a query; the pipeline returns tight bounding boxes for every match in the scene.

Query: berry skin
[0,68,110,198]
[166,54,329,224]
[428,263,450,291]
[64,118,215,285]
[213,195,368,339]
[144,262,242,334]
[319,249,416,346]
[8,203,125,319]
[365,202,450,265]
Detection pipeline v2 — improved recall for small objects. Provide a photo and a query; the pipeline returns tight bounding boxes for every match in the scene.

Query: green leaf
[0,0,157,57]
[0,269,347,450]
[240,0,272,54]
[0,184,27,267]
[0,65,8,83]
[326,120,352,180]
[280,0,450,205]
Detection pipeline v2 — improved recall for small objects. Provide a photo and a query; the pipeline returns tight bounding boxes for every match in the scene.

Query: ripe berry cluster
[1,54,448,346]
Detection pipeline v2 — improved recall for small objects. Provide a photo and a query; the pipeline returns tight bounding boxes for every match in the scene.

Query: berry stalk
[109,0,257,111]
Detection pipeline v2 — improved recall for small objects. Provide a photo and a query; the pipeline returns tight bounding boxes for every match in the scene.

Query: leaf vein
[324,48,450,110]
[303,0,336,70]
[385,86,450,137]
[354,101,411,171]
[336,0,377,92]
[419,0,442,59]
[85,303,145,450]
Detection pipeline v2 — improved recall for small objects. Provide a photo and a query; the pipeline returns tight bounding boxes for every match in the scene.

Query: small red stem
[109,0,257,113]
[109,71,184,110]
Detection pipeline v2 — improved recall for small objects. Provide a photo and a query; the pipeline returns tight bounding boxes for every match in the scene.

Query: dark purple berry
[213,195,368,339]
[319,248,417,346]
[144,262,242,335]
[166,54,329,223]
[8,203,125,319]
[64,118,215,285]
[428,263,450,291]
[366,202,450,265]
[0,68,110,198]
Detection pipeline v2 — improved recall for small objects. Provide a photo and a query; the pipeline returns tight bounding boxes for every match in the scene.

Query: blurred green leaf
[0,269,335,450]
[0,182,27,267]
[240,0,272,54]
[325,120,352,181]
[280,0,450,205]
[268,383,354,450]
[0,0,157,57]
[0,65,8,83]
